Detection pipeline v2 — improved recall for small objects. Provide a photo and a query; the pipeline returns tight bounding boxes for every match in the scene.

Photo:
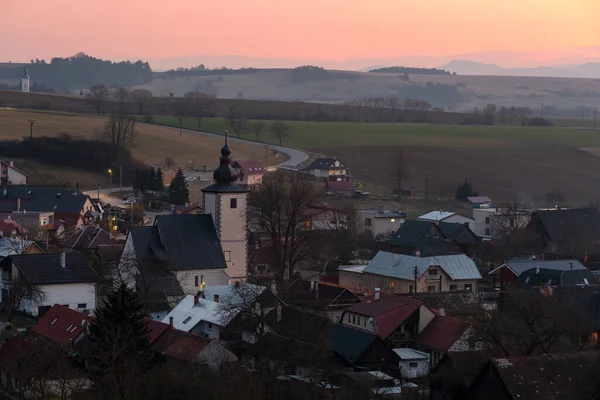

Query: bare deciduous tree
[249,172,316,281]
[390,147,410,199]
[269,121,289,146]
[99,114,135,156]
[130,89,153,114]
[89,84,109,114]
[251,121,266,141]
[3,274,46,322]
[227,105,245,138]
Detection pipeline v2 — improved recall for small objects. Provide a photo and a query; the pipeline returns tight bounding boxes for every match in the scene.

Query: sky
[1,0,599,69]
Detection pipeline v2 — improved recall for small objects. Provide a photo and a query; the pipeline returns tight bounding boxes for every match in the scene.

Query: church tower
[21,67,30,93]
[202,132,249,281]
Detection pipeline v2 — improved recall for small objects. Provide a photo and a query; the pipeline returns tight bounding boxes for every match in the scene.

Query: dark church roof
[130,214,227,271]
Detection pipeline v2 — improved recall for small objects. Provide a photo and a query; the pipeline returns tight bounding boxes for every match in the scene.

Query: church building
[21,67,30,93]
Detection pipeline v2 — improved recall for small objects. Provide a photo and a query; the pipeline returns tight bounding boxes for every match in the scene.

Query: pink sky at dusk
[1,0,598,69]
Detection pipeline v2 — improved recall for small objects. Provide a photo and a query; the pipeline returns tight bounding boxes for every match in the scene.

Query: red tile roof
[31,305,88,346]
[146,318,171,344]
[344,293,423,340]
[151,328,212,363]
[0,335,31,368]
[414,315,469,351]
[233,160,265,175]
[61,225,121,249]
[178,203,203,215]
[0,218,26,236]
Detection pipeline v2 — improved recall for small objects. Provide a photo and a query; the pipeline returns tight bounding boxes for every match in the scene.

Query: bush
[528,117,555,127]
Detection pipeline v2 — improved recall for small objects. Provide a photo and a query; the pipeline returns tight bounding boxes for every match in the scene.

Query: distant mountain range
[439,60,600,79]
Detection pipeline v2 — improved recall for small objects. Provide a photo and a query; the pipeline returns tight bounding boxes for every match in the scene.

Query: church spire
[212,130,238,184]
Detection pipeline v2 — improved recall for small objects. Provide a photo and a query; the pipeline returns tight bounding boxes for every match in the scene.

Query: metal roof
[393,348,430,360]
[489,259,588,276]
[418,211,457,221]
[363,251,482,281]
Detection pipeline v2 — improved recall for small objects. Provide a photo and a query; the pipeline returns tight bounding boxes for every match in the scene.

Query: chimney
[310,281,315,292]
[2,188,6,197]
[438,307,445,317]
[214,294,220,303]
[570,262,573,271]
[415,250,421,258]
[535,266,540,275]
[60,252,66,269]
[374,288,381,301]
[9,161,14,168]
[584,253,589,263]
[169,316,173,327]
[193,291,202,305]
[16,198,20,212]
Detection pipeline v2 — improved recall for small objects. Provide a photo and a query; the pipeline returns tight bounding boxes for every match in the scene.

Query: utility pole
[27,120,35,139]
[413,266,419,293]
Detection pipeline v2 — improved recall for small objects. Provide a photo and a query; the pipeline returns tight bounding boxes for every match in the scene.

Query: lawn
[154,116,600,202]
[153,116,600,149]
[0,109,274,169]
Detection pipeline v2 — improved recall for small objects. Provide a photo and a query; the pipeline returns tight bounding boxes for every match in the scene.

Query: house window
[183,316,192,324]
[305,220,312,228]
[429,269,438,276]
[390,281,395,289]
[230,198,237,209]
[352,315,356,324]
[208,323,213,330]
[465,284,473,291]
[409,362,418,368]
[485,217,490,224]
[224,251,231,262]
[195,276,199,287]
[408,285,414,293]
[428,286,436,293]
[357,316,361,325]
[77,303,87,309]
[365,218,372,226]
[449,285,458,291]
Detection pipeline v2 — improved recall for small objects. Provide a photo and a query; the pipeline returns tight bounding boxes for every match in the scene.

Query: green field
[153,116,600,149]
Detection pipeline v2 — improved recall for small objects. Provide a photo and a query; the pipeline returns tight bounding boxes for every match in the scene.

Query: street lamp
[108,169,113,186]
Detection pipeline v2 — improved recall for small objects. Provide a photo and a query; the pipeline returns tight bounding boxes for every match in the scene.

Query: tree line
[369,66,453,75]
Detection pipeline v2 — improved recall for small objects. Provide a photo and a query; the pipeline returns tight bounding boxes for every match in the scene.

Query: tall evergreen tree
[169,168,189,205]
[87,284,153,400]
[154,168,164,192]
[147,167,156,191]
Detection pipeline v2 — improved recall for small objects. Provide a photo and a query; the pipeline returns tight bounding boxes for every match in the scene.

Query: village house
[30,304,89,346]
[304,158,347,178]
[418,211,475,232]
[488,258,589,288]
[465,196,492,208]
[176,202,203,215]
[472,206,531,238]
[0,161,27,186]
[527,208,600,257]
[302,204,350,231]
[340,290,472,366]
[0,252,99,317]
[358,207,407,237]
[163,284,273,342]
[0,187,95,231]
[232,160,265,189]
[515,266,596,289]
[339,251,482,294]
[390,219,481,257]
[60,225,123,256]
[325,175,354,197]
[285,280,360,322]
[393,348,430,378]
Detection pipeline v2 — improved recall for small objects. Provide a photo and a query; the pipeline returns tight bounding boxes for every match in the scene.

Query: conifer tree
[169,168,189,205]
[87,284,152,400]
[154,168,164,192]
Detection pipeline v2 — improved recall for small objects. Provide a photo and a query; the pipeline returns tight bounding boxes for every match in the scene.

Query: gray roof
[363,251,482,281]
[0,186,89,214]
[393,348,430,360]
[490,259,588,276]
[201,182,249,193]
[359,209,407,218]
[306,158,343,170]
[8,252,100,285]
[130,214,227,271]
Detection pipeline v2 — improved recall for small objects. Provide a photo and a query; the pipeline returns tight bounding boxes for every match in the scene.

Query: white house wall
[175,269,230,295]
[444,215,475,231]
[35,283,96,317]
[7,168,27,185]
[217,193,248,280]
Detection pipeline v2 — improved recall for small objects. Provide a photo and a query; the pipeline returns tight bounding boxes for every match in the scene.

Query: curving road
[175,126,309,167]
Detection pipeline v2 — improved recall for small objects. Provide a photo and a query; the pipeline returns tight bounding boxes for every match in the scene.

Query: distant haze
[1,0,598,74]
